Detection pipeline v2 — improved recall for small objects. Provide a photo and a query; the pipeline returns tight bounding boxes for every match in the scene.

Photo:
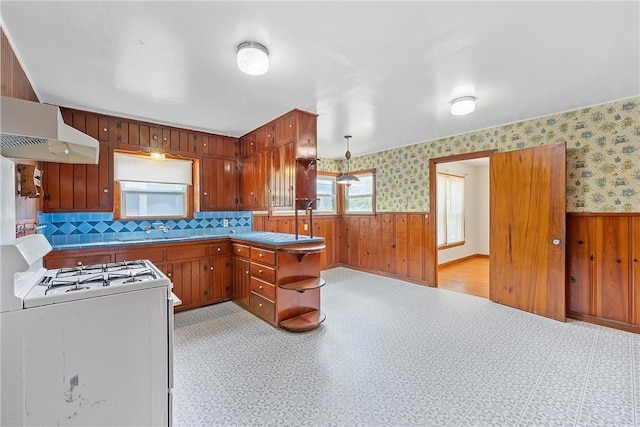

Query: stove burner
[55,260,148,276]
[45,274,107,294]
[108,269,157,284]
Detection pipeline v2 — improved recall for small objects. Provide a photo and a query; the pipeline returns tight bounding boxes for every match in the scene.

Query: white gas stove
[26,259,171,308]
[1,234,178,426]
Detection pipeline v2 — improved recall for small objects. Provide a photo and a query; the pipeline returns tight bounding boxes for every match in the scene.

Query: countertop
[50,231,324,251]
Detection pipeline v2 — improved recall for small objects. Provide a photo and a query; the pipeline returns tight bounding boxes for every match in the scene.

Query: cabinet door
[255,151,270,210]
[232,257,250,309]
[270,141,295,209]
[165,259,208,311]
[240,156,255,209]
[592,216,630,323]
[274,112,295,145]
[211,255,232,302]
[566,215,592,315]
[632,217,640,326]
[202,157,238,210]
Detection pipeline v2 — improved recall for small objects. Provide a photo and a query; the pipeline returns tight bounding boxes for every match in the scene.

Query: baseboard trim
[438,253,489,268]
[323,264,434,287]
[567,311,639,334]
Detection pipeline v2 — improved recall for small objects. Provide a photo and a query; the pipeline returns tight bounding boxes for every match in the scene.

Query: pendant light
[336,135,359,185]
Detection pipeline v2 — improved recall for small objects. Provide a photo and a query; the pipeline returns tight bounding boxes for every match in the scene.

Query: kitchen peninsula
[44,232,327,332]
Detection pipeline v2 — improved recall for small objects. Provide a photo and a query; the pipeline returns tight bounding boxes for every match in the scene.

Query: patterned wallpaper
[319,97,640,213]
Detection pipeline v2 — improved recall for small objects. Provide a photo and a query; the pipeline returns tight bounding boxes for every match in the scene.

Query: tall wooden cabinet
[566,213,639,332]
[239,109,318,211]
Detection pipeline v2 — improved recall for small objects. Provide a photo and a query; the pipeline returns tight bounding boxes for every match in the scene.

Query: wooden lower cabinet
[231,241,326,331]
[43,239,234,312]
[566,214,639,332]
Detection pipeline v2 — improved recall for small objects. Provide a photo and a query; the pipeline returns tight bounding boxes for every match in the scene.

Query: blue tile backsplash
[37,211,252,247]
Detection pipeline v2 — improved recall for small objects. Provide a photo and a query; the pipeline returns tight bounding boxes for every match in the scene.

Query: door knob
[551,238,562,245]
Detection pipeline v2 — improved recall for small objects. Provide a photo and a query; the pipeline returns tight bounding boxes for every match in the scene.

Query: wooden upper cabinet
[203,135,238,158]
[274,112,295,145]
[43,109,112,212]
[201,156,238,211]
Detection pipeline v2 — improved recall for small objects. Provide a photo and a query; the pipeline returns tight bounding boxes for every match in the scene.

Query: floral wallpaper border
[319,97,640,213]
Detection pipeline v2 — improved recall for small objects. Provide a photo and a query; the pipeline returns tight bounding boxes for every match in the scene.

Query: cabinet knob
[77,261,82,266]
[259,285,263,289]
[577,240,584,245]
[616,259,622,264]
[217,247,221,252]
[153,135,157,140]
[167,272,172,277]
[103,127,108,132]
[203,192,208,196]
[259,253,264,258]
[238,248,241,253]
[245,270,249,274]
[103,188,109,193]
[210,266,214,270]
[634,258,638,263]
[259,269,263,273]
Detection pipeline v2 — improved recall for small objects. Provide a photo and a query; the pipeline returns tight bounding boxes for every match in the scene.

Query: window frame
[113,151,196,220]
[315,172,338,215]
[436,172,465,249]
[342,168,376,216]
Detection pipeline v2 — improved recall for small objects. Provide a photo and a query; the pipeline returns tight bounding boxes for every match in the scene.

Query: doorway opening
[428,150,496,298]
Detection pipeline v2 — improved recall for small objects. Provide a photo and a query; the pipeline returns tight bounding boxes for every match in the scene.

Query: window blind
[114,152,192,185]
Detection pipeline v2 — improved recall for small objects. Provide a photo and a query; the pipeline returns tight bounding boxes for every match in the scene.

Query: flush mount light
[237,41,269,76]
[150,152,166,161]
[451,96,476,115]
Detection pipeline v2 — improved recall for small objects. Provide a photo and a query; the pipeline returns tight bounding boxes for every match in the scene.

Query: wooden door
[592,216,630,323]
[489,143,566,321]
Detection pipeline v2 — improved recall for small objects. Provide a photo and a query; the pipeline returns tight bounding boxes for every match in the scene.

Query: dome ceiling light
[451,96,476,115]
[236,41,269,76]
[336,135,360,186]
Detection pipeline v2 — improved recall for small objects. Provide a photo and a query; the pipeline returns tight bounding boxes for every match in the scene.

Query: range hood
[0,96,99,164]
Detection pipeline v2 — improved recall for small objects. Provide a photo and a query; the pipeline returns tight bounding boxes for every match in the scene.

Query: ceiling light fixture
[150,152,166,161]
[236,41,269,76]
[451,96,476,116]
[336,135,360,186]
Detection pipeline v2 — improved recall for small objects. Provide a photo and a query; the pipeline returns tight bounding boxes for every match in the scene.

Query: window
[345,170,375,214]
[120,181,187,218]
[114,152,192,219]
[437,172,465,247]
[316,174,337,214]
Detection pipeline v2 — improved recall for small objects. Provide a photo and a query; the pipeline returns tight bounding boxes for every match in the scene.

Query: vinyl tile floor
[173,267,640,427]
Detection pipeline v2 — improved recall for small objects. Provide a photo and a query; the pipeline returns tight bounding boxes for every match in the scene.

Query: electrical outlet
[223,219,229,227]
[303,223,309,231]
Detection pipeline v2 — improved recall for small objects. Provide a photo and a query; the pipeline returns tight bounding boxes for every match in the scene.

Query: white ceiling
[1,1,638,159]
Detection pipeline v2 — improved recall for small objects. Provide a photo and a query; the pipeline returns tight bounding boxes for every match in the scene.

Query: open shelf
[279,244,326,262]
[279,309,326,332]
[279,277,326,293]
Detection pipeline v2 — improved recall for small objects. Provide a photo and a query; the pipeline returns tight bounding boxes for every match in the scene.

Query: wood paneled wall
[253,212,434,285]
[1,28,41,231]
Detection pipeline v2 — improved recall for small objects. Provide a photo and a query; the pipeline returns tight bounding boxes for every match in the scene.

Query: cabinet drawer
[250,277,276,300]
[46,254,112,269]
[166,245,207,261]
[250,292,275,323]
[250,262,276,283]
[251,247,275,265]
[115,249,164,264]
[209,242,230,256]
[233,243,250,258]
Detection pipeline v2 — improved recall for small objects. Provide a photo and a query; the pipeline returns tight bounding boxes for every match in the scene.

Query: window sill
[438,241,465,250]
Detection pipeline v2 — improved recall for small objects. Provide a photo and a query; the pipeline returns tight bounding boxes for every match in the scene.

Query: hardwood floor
[437,255,489,298]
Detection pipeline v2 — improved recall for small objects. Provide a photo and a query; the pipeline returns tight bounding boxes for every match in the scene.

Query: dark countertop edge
[50,232,324,251]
